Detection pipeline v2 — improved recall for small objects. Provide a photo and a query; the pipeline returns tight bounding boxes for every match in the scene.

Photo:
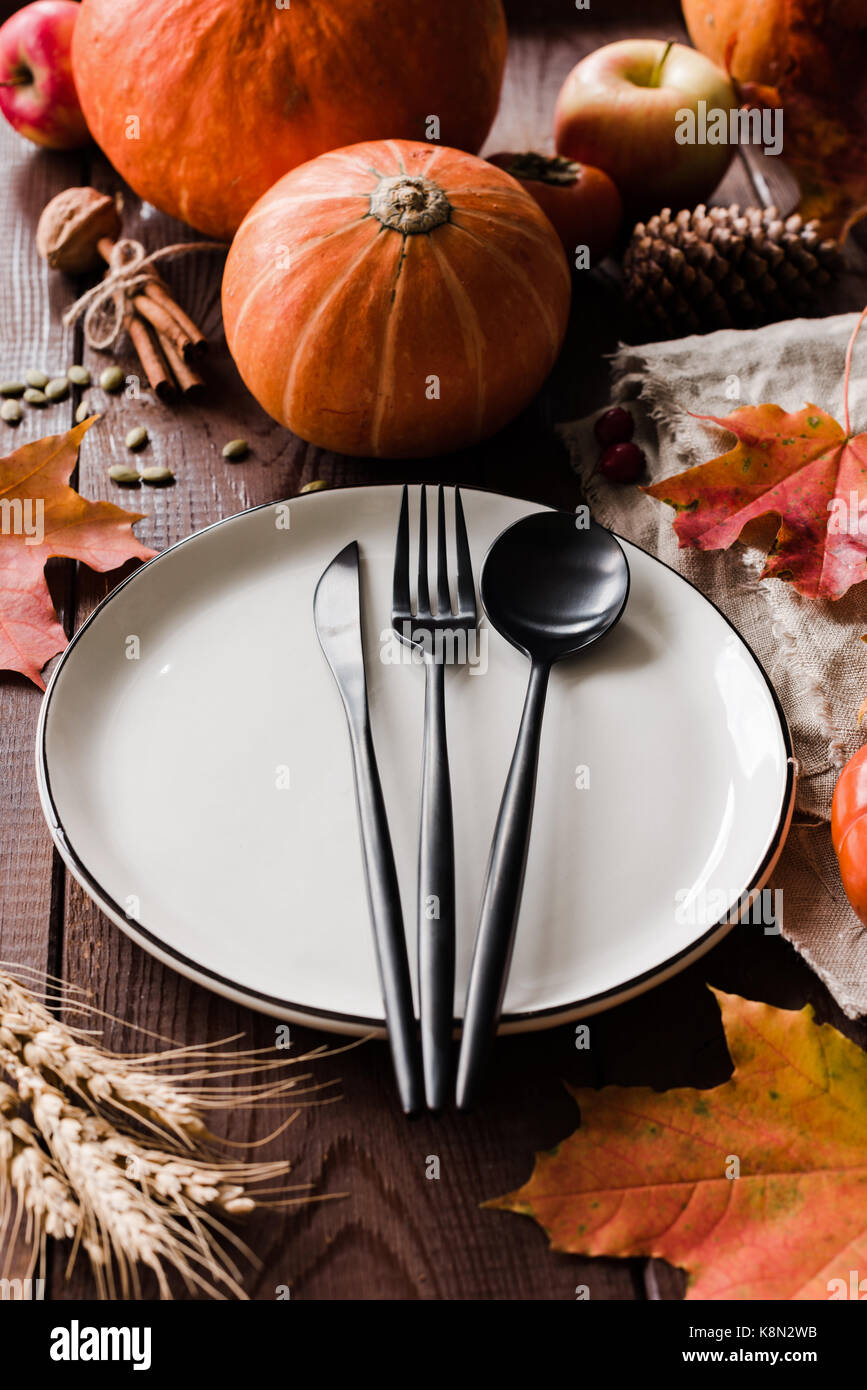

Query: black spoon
[455,510,630,1110]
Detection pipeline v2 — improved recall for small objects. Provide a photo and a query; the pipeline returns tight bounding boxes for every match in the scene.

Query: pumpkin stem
[369,176,451,234]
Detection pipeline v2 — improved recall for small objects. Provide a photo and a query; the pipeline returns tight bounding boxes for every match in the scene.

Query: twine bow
[62,237,225,351]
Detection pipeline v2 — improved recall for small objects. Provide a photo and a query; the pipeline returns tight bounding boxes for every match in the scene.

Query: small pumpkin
[222,140,571,459]
[72,0,508,239]
[832,743,867,924]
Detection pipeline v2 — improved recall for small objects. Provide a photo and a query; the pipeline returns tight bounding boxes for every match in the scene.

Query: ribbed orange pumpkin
[71,0,508,239]
[683,0,867,93]
[682,0,794,84]
[222,141,571,459]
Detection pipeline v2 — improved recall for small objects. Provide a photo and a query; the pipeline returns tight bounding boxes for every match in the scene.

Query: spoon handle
[456,659,551,1110]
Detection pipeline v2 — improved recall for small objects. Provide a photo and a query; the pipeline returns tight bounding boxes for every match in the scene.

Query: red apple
[554,39,736,215]
[487,152,622,263]
[0,0,88,150]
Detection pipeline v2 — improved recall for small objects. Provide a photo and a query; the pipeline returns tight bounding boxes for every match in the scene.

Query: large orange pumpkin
[683,0,867,94]
[222,141,571,459]
[71,0,508,240]
[682,0,793,84]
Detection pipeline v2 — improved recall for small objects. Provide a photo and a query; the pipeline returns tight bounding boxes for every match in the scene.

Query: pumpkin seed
[67,365,91,386]
[23,388,47,406]
[108,464,141,486]
[221,438,249,461]
[0,381,25,398]
[75,399,93,424]
[25,368,49,389]
[300,479,328,494]
[1,399,22,423]
[125,426,149,452]
[45,377,69,402]
[141,466,175,486]
[99,365,125,393]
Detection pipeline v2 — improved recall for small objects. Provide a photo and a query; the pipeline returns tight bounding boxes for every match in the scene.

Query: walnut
[36,187,123,274]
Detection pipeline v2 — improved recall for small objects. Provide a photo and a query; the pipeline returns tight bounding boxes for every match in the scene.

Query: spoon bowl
[456,510,629,1109]
[481,510,630,662]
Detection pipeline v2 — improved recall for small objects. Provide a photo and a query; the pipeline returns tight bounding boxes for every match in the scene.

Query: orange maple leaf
[0,418,156,688]
[643,307,867,600]
[487,989,867,1300]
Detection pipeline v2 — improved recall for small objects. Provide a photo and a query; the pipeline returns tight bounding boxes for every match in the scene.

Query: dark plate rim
[36,483,796,1032]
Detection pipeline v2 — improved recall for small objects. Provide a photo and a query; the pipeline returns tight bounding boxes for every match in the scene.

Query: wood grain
[1,4,865,1300]
[0,116,86,1280]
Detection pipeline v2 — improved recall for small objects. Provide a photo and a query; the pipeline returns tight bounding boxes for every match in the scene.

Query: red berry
[598,441,645,484]
[594,407,634,448]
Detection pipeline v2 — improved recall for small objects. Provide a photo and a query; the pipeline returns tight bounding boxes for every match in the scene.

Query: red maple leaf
[643,307,867,600]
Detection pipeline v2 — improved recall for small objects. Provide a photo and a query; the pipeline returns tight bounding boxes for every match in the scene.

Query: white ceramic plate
[37,486,794,1035]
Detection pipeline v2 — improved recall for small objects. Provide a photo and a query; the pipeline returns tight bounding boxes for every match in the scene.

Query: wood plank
[53,20,644,1301]
[54,176,637,1302]
[53,8,865,1303]
[0,117,86,1283]
[3,1,856,1302]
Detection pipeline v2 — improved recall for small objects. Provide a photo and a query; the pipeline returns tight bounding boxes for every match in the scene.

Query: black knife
[313,540,424,1115]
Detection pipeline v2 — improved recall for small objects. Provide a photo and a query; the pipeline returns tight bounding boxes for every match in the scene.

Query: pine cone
[623,204,844,339]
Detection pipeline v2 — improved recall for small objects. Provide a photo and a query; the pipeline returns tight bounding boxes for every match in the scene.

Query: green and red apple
[0,0,88,150]
[554,39,737,214]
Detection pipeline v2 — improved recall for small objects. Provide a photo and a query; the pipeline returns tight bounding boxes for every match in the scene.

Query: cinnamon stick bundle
[36,188,218,404]
[97,235,209,396]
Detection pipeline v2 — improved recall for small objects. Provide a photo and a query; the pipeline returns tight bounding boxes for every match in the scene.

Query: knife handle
[349,720,424,1116]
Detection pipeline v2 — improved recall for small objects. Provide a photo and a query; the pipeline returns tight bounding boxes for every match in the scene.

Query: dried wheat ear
[0,965,346,1299]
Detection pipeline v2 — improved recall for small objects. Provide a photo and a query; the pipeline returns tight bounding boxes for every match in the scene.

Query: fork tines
[392,484,477,632]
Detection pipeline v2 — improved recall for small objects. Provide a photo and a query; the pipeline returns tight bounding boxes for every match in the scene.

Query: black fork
[392,485,477,1110]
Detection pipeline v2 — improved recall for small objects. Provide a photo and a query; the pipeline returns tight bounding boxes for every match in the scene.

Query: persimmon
[485,153,622,263]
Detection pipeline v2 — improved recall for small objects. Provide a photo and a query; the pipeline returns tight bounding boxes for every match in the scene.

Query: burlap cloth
[561,312,867,1017]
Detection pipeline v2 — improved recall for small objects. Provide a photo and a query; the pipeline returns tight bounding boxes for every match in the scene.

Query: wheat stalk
[0,966,336,1298]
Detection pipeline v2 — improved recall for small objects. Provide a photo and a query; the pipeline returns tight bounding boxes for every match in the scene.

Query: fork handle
[456,658,551,1111]
[418,656,456,1111]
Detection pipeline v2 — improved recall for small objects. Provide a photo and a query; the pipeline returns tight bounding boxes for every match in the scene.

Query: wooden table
[3,1,867,1301]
